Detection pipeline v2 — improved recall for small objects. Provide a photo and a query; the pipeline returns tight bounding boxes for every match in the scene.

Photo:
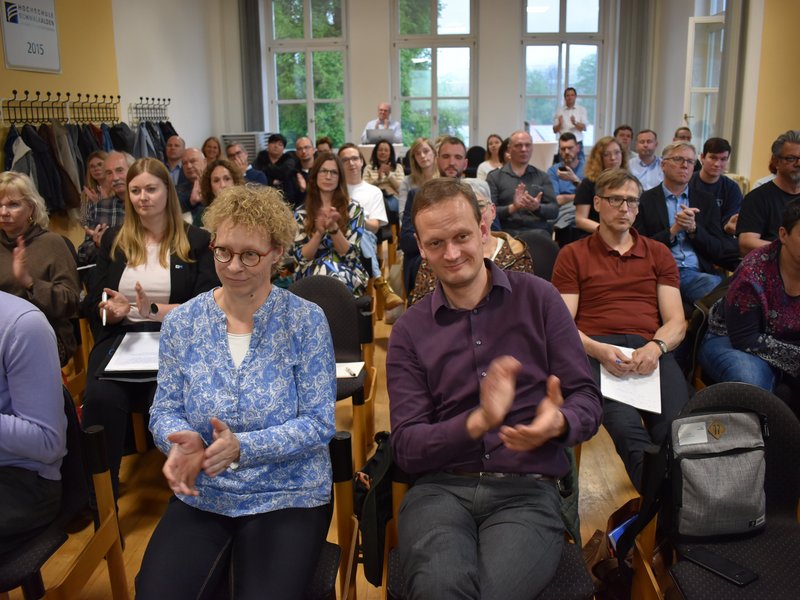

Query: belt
[444,469,554,481]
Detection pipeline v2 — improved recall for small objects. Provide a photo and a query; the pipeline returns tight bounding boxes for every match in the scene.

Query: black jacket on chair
[634,186,727,275]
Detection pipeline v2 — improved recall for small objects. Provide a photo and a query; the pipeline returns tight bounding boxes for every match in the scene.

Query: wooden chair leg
[132,413,148,454]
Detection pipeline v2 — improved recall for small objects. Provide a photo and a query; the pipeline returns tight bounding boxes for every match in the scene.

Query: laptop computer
[366,128,396,144]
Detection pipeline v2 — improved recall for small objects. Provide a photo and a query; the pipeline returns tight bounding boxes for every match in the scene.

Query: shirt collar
[661,182,689,200]
[430,259,511,315]
[589,227,646,258]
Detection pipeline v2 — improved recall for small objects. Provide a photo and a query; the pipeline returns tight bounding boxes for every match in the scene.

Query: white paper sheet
[104,332,161,372]
[336,362,365,379]
[599,345,661,414]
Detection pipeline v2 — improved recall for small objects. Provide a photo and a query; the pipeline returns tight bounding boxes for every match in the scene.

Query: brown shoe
[375,277,403,310]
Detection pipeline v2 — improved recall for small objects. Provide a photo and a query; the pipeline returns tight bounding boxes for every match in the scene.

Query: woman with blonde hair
[201,136,222,163]
[574,136,629,235]
[79,150,110,222]
[82,158,218,495]
[398,138,438,214]
[0,172,80,365]
[137,184,334,598]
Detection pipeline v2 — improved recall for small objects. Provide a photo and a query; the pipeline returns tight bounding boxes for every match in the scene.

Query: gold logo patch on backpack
[707,421,726,440]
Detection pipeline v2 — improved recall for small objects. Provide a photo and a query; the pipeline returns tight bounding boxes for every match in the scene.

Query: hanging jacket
[110,122,135,154]
[38,123,80,210]
[100,123,114,152]
[133,122,157,158]
[10,137,38,183]
[146,121,165,161]
[20,124,63,212]
[64,124,85,188]
[3,125,19,171]
[77,124,101,162]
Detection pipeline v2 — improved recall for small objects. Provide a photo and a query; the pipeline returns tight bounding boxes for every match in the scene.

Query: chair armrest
[355,295,374,344]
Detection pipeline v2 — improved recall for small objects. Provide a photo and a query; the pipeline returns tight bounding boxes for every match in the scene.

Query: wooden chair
[0,389,128,600]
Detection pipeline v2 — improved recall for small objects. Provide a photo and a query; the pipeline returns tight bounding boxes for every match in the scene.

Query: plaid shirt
[77,195,126,266]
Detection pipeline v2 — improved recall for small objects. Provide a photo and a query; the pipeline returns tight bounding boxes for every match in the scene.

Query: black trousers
[588,334,690,493]
[0,466,61,558]
[136,497,330,600]
[81,333,156,497]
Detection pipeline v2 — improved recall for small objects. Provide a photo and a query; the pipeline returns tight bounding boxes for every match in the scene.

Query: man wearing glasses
[634,142,728,304]
[226,143,267,186]
[737,130,800,256]
[552,168,688,492]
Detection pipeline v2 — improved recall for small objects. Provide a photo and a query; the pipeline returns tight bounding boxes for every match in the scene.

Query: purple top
[0,292,66,480]
[709,241,800,377]
[387,261,602,477]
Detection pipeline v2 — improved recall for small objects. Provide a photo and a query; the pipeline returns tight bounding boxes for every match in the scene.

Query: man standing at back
[553,88,588,155]
[487,130,558,237]
[388,178,601,599]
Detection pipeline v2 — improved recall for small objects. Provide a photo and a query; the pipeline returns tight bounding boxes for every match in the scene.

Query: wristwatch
[150,303,159,317]
[651,338,668,355]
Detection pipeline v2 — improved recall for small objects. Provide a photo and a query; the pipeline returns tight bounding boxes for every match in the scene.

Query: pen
[101,291,107,326]
[345,367,356,377]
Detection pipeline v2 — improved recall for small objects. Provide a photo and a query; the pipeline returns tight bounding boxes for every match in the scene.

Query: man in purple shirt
[387,178,602,599]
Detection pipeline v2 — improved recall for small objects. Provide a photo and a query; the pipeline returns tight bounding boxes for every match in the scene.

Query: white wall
[649,0,694,145]
[112,0,223,147]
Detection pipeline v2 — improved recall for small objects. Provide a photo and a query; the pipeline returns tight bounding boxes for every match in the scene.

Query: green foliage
[399,0,431,35]
[273,0,303,39]
[572,52,597,95]
[311,0,342,38]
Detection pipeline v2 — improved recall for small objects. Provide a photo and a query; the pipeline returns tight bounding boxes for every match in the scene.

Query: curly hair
[199,159,244,206]
[202,184,297,251]
[584,136,629,181]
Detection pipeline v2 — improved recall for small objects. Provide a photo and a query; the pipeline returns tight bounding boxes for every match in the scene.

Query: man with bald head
[360,102,403,144]
[487,130,557,236]
[177,148,206,222]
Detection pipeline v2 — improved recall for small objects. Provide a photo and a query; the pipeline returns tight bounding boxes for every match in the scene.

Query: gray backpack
[670,411,767,541]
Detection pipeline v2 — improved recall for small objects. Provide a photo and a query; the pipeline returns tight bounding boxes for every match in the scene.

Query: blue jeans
[361,229,380,277]
[398,472,564,600]
[679,268,723,304]
[385,194,399,215]
[698,332,776,391]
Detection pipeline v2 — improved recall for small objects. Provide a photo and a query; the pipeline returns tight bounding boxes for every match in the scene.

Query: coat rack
[129,97,171,124]
[0,89,121,126]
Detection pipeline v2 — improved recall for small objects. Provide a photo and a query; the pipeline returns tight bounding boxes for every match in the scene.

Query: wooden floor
[7,319,638,600]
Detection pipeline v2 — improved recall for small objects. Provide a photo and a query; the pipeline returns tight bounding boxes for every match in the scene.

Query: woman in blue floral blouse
[294,151,369,295]
[699,197,800,402]
[137,184,336,599]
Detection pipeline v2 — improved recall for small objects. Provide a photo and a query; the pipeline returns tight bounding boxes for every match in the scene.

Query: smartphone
[558,165,569,172]
[679,546,758,587]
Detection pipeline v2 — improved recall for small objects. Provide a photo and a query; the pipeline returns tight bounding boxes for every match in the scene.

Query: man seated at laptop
[360,102,403,144]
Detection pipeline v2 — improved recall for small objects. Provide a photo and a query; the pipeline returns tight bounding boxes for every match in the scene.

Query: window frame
[263,0,350,148]
[390,0,478,146]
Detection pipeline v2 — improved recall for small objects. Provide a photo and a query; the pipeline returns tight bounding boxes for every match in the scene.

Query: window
[524,0,601,145]
[266,0,347,147]
[394,0,475,146]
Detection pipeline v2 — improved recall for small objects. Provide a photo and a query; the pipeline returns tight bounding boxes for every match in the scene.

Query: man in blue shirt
[635,142,728,304]
[547,133,585,246]
[630,129,664,191]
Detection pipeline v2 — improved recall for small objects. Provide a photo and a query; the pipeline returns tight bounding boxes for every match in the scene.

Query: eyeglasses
[339,156,361,164]
[777,155,800,164]
[664,157,695,166]
[318,168,340,177]
[599,195,640,209]
[227,150,245,159]
[210,245,272,267]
